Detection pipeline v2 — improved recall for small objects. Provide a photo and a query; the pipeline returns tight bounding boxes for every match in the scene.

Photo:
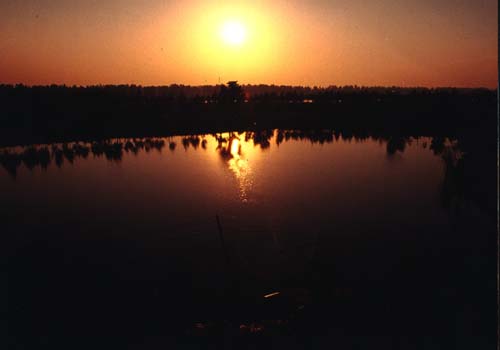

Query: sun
[220,20,247,46]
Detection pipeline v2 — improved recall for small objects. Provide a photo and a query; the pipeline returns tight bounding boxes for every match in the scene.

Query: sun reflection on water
[217,133,254,203]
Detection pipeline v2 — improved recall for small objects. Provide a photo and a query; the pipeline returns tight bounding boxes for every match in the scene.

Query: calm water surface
[2,130,495,347]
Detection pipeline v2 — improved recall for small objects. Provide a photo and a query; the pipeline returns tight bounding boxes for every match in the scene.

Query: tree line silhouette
[0,83,495,147]
[1,82,492,99]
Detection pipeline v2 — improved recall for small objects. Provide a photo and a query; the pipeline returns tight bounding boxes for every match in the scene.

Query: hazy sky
[0,0,497,87]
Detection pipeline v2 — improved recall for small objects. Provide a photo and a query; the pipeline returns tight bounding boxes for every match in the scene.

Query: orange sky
[0,0,497,87]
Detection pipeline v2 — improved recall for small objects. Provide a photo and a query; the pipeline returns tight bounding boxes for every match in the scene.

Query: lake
[2,130,496,348]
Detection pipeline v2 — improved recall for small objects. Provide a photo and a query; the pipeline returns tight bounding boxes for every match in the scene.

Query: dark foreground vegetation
[0,83,496,146]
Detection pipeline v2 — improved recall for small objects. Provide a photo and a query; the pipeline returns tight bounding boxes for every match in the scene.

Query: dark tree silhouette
[218,81,245,103]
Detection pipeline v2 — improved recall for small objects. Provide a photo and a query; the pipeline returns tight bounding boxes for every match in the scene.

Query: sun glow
[220,20,247,46]
[182,3,282,83]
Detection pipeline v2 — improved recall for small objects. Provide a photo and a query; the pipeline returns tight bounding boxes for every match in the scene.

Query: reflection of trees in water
[0,132,488,217]
[430,137,446,155]
[379,135,471,212]
[0,138,165,178]
[435,137,496,217]
[386,137,407,156]
[216,133,239,159]
[244,129,353,148]
[0,131,423,179]
[381,135,489,215]
[0,151,22,178]
[181,136,202,150]
[382,134,491,216]
[254,130,271,149]
[440,140,465,212]
[179,136,212,151]
[276,130,284,146]
[441,140,493,220]
[94,142,123,161]
[279,129,375,145]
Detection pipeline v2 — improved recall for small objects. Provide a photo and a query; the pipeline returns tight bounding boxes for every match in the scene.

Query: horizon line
[1,83,497,90]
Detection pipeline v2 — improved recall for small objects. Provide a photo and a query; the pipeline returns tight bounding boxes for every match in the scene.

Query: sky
[0,0,497,87]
